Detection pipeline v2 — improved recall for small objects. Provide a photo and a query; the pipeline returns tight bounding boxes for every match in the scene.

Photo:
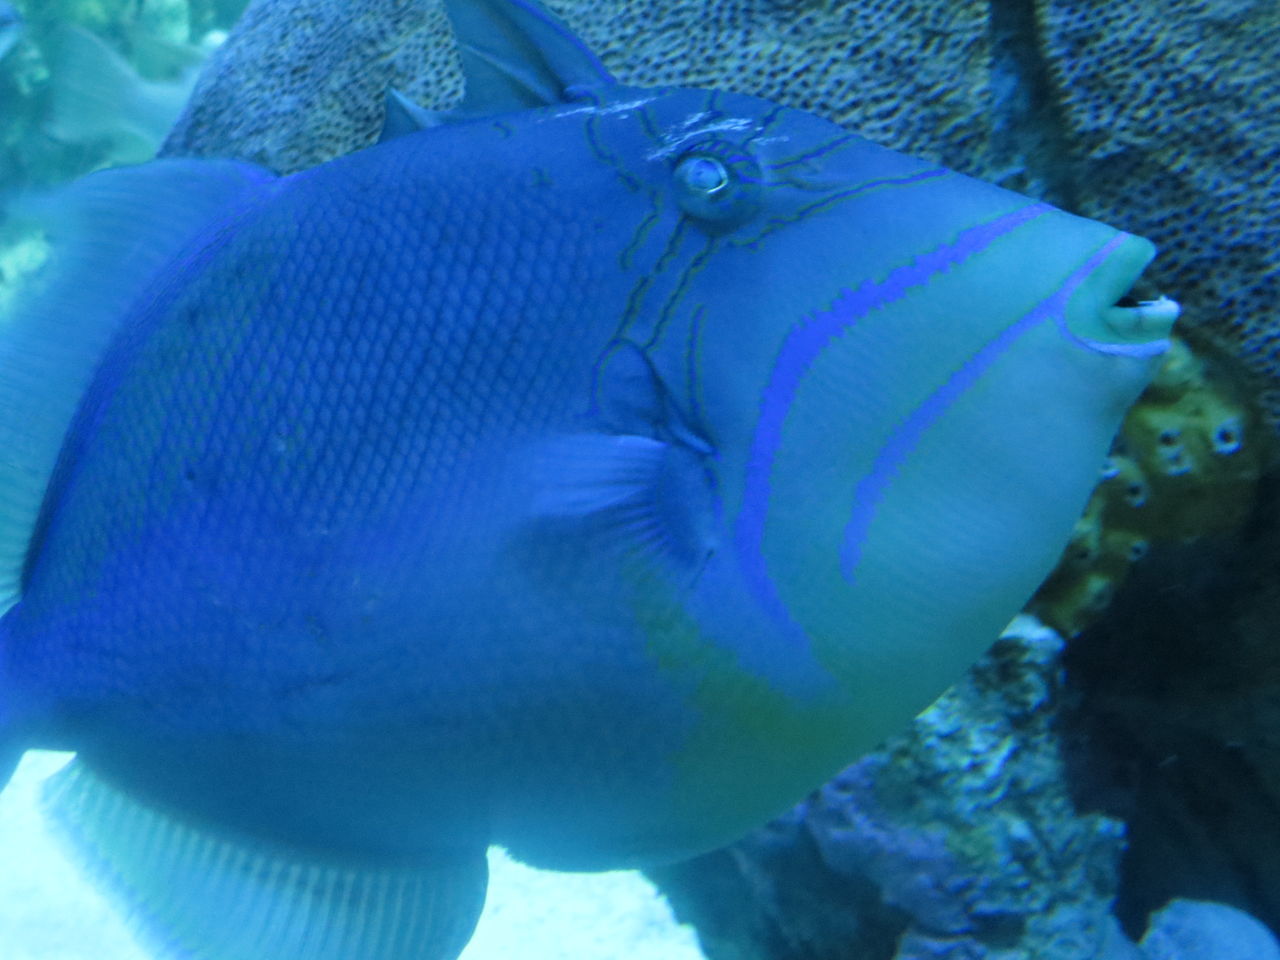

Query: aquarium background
[2,0,1280,958]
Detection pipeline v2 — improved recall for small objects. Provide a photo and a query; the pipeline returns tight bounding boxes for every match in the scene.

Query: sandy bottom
[0,751,705,960]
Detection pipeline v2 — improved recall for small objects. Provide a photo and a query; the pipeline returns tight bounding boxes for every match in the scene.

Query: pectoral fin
[528,431,717,573]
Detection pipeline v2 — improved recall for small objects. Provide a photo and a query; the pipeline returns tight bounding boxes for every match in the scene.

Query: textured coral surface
[1039,0,1280,427]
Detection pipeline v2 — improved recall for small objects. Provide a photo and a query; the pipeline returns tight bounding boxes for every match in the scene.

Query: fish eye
[672,139,762,231]
[677,156,730,195]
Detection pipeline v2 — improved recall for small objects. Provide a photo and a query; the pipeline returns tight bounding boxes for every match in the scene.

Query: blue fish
[0,2,21,62]
[0,0,1176,957]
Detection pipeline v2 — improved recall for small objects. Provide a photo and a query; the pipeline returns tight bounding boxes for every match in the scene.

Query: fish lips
[1066,232,1179,358]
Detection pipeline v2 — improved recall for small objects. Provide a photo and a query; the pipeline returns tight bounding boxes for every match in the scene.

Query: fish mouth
[1065,233,1179,357]
[1102,294,1181,342]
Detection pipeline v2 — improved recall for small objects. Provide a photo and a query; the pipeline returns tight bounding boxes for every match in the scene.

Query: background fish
[43,24,214,165]
[0,1,1176,958]
[0,2,20,62]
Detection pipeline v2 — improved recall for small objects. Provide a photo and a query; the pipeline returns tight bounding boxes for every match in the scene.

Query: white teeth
[1104,294,1181,338]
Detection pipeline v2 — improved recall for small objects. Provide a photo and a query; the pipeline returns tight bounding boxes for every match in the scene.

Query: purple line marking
[733,202,1052,638]
[837,233,1138,581]
[1054,313,1170,358]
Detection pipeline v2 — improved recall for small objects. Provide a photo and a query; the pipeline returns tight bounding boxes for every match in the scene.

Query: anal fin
[41,760,487,960]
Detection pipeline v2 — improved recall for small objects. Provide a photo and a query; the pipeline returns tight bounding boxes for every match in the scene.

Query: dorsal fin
[0,159,273,613]
[441,0,615,114]
[379,87,446,141]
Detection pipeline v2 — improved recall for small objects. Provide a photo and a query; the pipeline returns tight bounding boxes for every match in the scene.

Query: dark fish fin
[528,432,718,572]
[42,761,488,960]
[0,158,272,612]
[441,0,614,114]
[379,87,447,141]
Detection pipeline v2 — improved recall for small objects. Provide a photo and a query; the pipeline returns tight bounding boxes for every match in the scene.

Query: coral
[161,0,445,175]
[1141,899,1280,960]
[0,0,247,193]
[1032,338,1267,637]
[0,227,47,318]
[1036,0,1280,431]
[651,618,1134,960]
[163,0,994,174]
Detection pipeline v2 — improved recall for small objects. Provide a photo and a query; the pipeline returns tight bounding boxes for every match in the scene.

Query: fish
[0,2,20,62]
[43,24,214,165]
[0,0,1177,957]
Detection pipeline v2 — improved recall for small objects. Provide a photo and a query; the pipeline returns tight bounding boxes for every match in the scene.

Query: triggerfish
[0,0,1177,957]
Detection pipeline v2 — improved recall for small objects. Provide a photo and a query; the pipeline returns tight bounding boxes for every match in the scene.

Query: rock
[1140,899,1280,960]
[652,618,1132,960]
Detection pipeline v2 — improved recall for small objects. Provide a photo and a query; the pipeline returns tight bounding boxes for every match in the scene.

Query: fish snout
[1065,232,1179,357]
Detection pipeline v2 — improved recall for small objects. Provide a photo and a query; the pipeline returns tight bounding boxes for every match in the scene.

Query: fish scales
[0,0,1177,957]
[15,120,682,825]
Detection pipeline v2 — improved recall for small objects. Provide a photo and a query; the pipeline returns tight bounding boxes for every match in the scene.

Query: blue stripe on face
[838,232,1128,582]
[732,202,1051,634]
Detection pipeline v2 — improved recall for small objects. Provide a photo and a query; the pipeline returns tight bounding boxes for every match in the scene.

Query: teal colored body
[0,1,1177,957]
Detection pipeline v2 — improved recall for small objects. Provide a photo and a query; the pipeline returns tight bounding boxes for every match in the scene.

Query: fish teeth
[1104,295,1181,339]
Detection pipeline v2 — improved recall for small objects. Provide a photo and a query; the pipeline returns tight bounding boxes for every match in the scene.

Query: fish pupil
[677,155,730,195]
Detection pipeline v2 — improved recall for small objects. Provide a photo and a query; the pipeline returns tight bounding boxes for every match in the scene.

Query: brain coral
[1037,0,1280,430]
[162,0,995,176]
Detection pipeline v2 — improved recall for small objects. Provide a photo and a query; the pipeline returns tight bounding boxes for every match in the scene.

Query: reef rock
[1140,899,1280,960]
[651,617,1133,960]
[1064,480,1280,945]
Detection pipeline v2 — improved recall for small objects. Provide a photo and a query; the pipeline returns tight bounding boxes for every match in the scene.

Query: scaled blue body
[0,1,1177,957]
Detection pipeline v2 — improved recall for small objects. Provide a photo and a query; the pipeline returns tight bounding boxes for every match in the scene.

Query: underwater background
[1,0,1279,958]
